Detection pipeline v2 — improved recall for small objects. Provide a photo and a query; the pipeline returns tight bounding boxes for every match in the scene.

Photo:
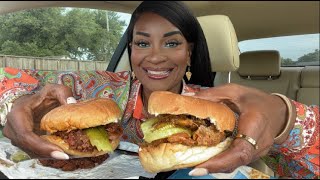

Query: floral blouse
[0,67,318,179]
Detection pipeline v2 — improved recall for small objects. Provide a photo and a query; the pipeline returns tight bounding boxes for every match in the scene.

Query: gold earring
[186,66,192,81]
[131,71,136,80]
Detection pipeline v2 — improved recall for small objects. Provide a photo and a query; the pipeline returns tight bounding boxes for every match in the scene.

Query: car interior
[107,2,319,107]
[0,1,319,178]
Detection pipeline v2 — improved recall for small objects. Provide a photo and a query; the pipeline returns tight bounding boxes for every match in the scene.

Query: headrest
[197,15,239,72]
[238,50,280,76]
[301,66,320,87]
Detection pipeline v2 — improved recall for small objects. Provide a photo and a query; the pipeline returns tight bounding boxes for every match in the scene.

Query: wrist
[271,93,296,144]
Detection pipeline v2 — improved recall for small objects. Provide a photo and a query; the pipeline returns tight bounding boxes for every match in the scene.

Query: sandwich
[138,91,236,173]
[40,98,123,158]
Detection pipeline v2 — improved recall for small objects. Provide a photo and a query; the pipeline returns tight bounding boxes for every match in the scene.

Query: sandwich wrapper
[0,137,154,179]
[0,132,273,179]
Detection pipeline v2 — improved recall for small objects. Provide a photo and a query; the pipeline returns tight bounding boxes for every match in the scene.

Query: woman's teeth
[147,70,170,75]
[146,70,171,79]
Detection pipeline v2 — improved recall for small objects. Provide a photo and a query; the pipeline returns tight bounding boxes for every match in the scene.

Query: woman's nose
[146,47,167,64]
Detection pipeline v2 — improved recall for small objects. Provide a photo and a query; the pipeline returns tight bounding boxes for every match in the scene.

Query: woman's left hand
[188,83,292,176]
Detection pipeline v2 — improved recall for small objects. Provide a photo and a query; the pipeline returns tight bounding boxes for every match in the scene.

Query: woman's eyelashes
[165,40,182,48]
[134,40,150,48]
[133,40,182,48]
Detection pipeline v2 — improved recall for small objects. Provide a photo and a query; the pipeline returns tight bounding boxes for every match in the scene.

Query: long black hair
[127,1,214,87]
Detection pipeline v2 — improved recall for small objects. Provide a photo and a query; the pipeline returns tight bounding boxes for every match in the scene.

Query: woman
[0,0,212,163]
[0,1,318,179]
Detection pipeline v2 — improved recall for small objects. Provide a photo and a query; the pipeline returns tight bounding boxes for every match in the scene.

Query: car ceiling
[0,1,319,42]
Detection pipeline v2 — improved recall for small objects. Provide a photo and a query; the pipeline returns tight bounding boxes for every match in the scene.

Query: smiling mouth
[144,68,173,80]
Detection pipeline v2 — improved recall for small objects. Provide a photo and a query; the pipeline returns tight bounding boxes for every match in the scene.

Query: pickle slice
[142,122,191,143]
[141,117,159,135]
[84,126,113,152]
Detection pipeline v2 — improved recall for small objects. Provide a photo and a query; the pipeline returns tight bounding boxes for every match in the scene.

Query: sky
[118,13,319,61]
[118,12,131,32]
[239,34,320,61]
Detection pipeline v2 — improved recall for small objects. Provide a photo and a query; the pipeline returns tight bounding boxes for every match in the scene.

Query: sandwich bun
[139,138,232,173]
[148,91,235,132]
[40,98,122,157]
[41,98,121,133]
[139,91,236,173]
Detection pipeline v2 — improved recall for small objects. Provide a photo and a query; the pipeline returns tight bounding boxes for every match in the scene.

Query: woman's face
[130,12,193,94]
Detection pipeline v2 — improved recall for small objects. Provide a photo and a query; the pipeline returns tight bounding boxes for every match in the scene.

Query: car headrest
[197,15,239,72]
[238,50,281,77]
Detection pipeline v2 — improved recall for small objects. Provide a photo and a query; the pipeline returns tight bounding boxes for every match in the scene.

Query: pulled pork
[142,114,226,147]
[54,123,122,152]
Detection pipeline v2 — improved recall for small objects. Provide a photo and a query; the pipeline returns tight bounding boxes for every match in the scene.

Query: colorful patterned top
[0,67,318,178]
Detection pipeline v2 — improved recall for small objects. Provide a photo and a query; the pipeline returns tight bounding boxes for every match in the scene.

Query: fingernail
[67,97,77,104]
[50,151,69,160]
[183,92,195,96]
[188,168,209,176]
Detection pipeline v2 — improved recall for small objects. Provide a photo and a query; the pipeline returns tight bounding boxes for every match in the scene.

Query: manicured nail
[188,168,209,176]
[67,97,77,104]
[183,92,195,96]
[50,151,69,160]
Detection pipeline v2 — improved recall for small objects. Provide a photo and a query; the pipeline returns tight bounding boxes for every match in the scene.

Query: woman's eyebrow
[163,31,182,37]
[135,31,182,37]
[136,31,150,37]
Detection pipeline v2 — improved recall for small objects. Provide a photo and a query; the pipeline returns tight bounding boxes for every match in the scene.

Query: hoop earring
[131,71,136,80]
[186,66,192,81]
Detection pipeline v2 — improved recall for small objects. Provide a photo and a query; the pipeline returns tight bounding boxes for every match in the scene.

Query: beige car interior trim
[238,50,280,77]
[198,15,239,72]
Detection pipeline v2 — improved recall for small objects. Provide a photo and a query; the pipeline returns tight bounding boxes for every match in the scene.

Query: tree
[281,57,295,66]
[0,8,126,61]
[0,8,67,57]
[297,49,319,63]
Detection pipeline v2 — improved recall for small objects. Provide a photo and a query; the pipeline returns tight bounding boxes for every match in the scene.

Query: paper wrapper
[0,138,155,179]
[0,137,273,179]
[168,166,272,179]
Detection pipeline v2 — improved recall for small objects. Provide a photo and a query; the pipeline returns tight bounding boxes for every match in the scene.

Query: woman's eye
[134,41,150,48]
[165,41,182,48]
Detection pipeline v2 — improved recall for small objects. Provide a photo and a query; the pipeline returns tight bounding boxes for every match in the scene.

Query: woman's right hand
[3,84,75,159]
[189,83,291,175]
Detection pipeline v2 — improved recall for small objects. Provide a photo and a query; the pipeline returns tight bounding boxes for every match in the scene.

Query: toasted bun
[41,135,120,157]
[41,98,122,133]
[139,138,232,173]
[148,91,236,132]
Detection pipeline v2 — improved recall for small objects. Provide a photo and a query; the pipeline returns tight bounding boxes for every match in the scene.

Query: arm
[263,101,319,178]
[0,67,74,159]
[1,67,132,159]
[188,83,319,178]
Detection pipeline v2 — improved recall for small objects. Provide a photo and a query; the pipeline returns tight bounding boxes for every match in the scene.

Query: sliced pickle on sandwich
[85,126,113,153]
[142,123,192,143]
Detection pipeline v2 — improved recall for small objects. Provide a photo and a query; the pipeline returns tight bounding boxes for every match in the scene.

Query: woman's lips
[144,68,173,80]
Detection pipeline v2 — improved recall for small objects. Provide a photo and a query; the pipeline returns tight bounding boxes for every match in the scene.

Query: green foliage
[281,57,295,66]
[0,8,126,61]
[281,49,319,66]
[297,49,319,62]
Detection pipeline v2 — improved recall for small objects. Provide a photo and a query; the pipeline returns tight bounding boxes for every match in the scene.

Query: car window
[0,7,131,70]
[239,34,320,67]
